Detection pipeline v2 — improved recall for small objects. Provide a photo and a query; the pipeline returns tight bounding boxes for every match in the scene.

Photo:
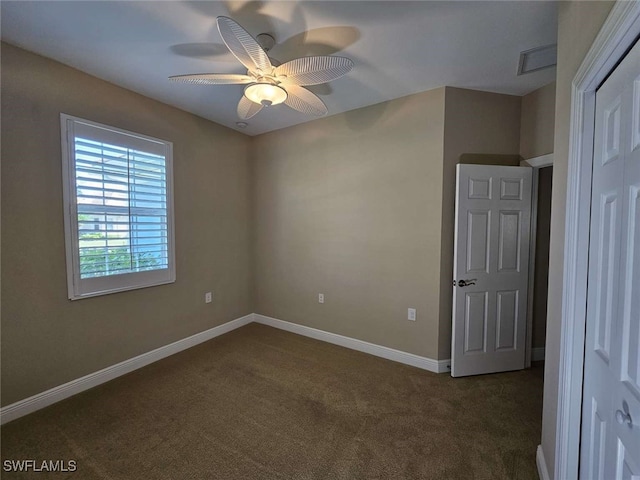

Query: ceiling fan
[170,16,354,120]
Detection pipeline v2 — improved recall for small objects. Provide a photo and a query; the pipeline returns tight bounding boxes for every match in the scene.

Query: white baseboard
[532,347,546,362]
[1,312,451,424]
[0,314,254,425]
[536,445,551,480]
[254,314,450,374]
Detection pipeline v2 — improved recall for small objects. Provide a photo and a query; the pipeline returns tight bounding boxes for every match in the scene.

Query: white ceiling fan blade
[283,85,328,116]
[217,16,272,74]
[275,56,353,86]
[169,73,253,85]
[237,95,264,119]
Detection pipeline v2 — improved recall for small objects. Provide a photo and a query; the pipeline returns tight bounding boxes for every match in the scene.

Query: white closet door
[580,38,640,480]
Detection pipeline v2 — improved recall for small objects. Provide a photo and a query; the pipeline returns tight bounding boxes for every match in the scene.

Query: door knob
[615,409,632,426]
[457,279,477,287]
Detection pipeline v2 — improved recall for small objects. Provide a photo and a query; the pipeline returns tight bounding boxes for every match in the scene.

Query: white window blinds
[61,115,175,299]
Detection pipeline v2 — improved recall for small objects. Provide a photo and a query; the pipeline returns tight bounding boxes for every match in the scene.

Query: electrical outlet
[408,308,416,321]
[318,293,324,304]
[205,292,213,304]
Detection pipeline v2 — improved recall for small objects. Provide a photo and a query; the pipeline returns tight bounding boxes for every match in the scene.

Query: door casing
[520,154,554,368]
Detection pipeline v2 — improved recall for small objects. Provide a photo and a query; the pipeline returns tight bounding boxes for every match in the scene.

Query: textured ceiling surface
[1,1,558,136]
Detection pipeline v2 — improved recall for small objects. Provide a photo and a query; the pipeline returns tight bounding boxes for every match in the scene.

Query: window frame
[60,114,176,300]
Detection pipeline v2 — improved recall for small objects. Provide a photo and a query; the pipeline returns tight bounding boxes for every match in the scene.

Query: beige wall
[253,90,447,359]
[1,43,254,406]
[439,87,522,358]
[252,86,522,361]
[520,82,556,160]
[541,1,613,475]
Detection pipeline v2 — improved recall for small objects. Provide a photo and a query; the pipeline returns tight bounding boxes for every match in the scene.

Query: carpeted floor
[1,323,543,479]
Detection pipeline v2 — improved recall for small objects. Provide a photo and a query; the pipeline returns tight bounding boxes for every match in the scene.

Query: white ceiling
[1,1,558,136]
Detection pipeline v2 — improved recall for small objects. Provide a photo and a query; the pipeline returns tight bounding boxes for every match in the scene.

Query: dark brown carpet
[1,323,543,479]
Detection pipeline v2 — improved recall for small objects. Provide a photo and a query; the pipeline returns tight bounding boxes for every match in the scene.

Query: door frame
[520,154,554,368]
[554,2,640,480]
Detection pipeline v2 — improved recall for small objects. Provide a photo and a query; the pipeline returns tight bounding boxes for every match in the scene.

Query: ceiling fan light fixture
[244,83,287,106]
[171,17,353,119]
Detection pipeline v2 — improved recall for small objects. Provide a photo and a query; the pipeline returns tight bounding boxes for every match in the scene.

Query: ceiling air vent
[517,44,557,75]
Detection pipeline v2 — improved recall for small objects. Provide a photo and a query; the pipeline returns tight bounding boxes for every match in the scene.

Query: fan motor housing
[256,33,275,52]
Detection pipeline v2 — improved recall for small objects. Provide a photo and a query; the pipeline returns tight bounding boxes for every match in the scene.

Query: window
[61,114,175,300]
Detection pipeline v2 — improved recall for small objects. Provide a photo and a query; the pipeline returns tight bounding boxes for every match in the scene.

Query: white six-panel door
[451,164,532,377]
[580,39,640,480]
